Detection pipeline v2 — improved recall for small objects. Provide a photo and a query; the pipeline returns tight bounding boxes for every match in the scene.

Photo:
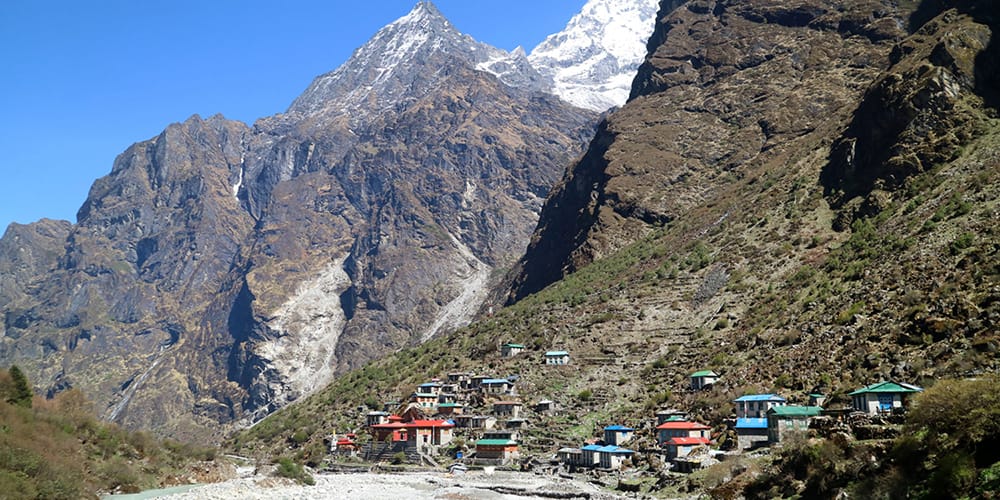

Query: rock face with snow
[0,1,596,440]
[528,0,660,111]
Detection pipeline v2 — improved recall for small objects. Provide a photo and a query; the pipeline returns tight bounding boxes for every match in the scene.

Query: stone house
[655,409,689,424]
[493,401,523,418]
[418,382,443,395]
[412,392,438,409]
[436,402,464,416]
[734,418,769,450]
[475,438,519,463]
[581,444,603,467]
[407,419,455,449]
[535,400,558,414]
[558,448,584,466]
[767,405,822,444]
[481,378,515,395]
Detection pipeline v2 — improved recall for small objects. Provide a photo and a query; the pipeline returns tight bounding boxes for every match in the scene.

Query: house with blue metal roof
[597,445,635,469]
[734,417,769,450]
[603,425,635,446]
[480,378,515,395]
[581,444,603,466]
[733,394,787,418]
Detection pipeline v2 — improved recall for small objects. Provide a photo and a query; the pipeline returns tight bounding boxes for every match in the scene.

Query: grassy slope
[230,118,999,464]
[0,370,221,499]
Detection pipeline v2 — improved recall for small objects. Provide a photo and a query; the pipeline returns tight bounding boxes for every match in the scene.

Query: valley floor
[135,470,629,500]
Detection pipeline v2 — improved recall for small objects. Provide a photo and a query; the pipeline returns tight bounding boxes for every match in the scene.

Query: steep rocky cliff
[0,2,597,440]
[234,1,999,476]
[502,0,998,388]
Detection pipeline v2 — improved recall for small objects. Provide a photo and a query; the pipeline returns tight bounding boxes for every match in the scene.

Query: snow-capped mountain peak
[529,0,660,111]
[287,1,544,121]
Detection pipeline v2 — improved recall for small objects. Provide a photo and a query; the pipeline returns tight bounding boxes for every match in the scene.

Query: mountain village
[322,343,925,483]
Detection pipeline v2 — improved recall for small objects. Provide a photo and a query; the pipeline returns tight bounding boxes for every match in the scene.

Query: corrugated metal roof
[482,379,512,385]
[503,343,525,348]
[476,439,517,446]
[690,370,718,377]
[407,420,455,428]
[733,394,786,402]
[604,425,634,431]
[597,445,634,454]
[769,405,822,417]
[734,418,768,429]
[581,444,603,451]
[545,351,569,356]
[656,421,710,430]
[849,381,923,395]
[665,437,710,446]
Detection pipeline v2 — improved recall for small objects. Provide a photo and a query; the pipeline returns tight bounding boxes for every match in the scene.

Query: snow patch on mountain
[529,0,660,111]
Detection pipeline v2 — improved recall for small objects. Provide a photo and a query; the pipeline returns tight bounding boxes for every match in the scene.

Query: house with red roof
[407,419,455,448]
[656,420,711,447]
[370,417,455,449]
[663,436,711,460]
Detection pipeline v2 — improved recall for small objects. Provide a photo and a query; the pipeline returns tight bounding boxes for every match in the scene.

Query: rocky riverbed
[139,470,626,499]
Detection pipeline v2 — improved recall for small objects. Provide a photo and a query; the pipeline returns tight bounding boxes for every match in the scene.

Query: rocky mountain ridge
[0,1,600,440]
[232,1,998,496]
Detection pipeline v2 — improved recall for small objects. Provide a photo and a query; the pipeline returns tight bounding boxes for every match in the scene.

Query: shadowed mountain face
[509,0,916,300]
[0,3,596,440]
[500,0,998,397]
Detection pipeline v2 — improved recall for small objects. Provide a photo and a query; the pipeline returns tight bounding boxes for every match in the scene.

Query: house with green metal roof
[501,343,525,357]
[475,438,519,462]
[544,350,570,365]
[767,405,823,444]
[849,381,923,415]
[690,370,720,390]
[476,430,520,463]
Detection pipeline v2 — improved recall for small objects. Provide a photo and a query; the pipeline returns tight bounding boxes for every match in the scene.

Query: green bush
[275,456,314,485]
[577,389,593,402]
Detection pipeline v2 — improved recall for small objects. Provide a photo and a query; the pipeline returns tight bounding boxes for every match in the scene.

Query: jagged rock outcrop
[822,1,999,224]
[510,0,912,300]
[0,2,596,440]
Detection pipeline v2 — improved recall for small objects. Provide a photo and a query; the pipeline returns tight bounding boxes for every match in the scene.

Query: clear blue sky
[0,0,584,231]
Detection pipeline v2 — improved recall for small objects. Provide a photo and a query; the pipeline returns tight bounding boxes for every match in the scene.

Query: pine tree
[7,365,33,408]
